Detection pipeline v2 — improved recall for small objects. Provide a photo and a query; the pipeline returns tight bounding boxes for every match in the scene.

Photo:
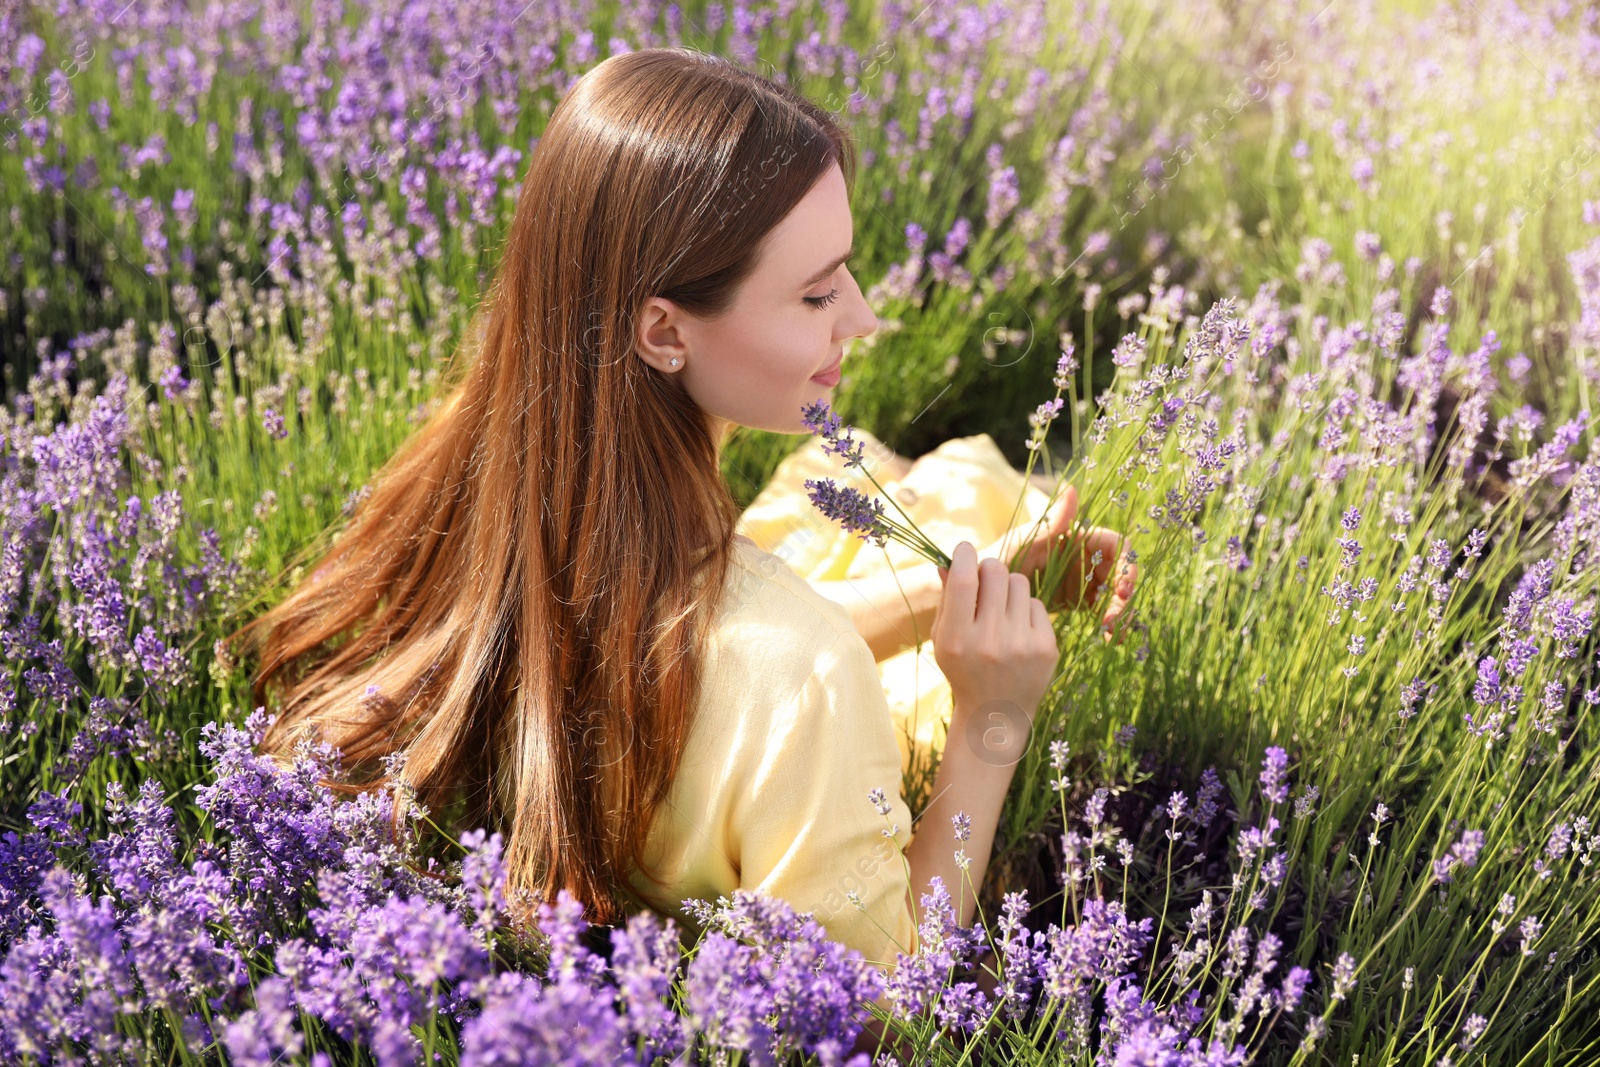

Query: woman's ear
[634,296,690,374]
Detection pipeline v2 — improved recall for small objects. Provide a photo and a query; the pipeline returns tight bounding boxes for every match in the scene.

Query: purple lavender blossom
[994,891,1047,1023]
[684,889,885,1060]
[1433,829,1487,884]
[801,399,865,468]
[1259,747,1289,805]
[1399,677,1430,720]
[986,164,1020,229]
[1329,952,1357,1002]
[460,972,640,1067]
[1195,768,1225,826]
[1055,333,1080,385]
[803,478,890,547]
[1084,787,1110,825]
[1166,792,1189,821]
[1280,966,1313,1012]
[0,827,55,944]
[1336,536,1361,569]
[609,911,688,1062]
[1472,657,1502,706]
[1225,536,1252,571]
[885,877,983,1022]
[1040,898,1154,1048]
[194,711,349,939]
[223,977,303,1067]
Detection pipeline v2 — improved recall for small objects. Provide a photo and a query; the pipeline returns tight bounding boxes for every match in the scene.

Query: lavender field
[4,0,1600,1063]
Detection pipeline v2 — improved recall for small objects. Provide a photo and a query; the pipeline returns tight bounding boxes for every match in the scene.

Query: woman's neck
[711,415,738,465]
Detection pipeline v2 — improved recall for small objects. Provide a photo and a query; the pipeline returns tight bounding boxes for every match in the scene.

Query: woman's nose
[846,272,878,341]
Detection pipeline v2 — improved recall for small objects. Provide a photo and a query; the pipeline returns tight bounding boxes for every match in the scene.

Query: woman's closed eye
[804,288,841,309]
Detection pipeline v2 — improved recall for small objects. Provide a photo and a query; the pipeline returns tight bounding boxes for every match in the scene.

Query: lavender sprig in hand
[800,400,952,569]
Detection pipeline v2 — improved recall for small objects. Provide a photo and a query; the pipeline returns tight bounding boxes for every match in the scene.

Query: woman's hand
[979,484,1138,641]
[903,541,1060,987]
[931,541,1060,721]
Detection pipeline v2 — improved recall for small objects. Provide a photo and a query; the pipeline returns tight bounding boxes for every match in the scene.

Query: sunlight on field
[2,0,1599,1062]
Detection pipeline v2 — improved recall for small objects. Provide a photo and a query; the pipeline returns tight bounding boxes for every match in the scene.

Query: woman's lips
[810,353,843,385]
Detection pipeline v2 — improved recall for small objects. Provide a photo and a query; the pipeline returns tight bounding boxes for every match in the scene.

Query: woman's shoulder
[712,538,859,650]
[695,538,887,753]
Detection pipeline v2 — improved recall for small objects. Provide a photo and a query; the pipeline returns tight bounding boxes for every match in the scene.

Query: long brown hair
[225,47,858,925]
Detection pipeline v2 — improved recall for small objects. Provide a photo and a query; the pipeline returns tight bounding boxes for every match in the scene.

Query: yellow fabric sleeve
[621,541,921,971]
[729,628,920,970]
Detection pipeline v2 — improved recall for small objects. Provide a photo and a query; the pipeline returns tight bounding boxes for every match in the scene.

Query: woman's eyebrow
[800,246,853,289]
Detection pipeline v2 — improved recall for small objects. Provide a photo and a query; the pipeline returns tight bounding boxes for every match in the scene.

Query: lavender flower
[194,710,349,939]
[884,877,983,1023]
[609,911,687,1062]
[1472,657,1502,706]
[1040,898,1153,1048]
[223,977,303,1067]
[1328,952,1357,1003]
[1195,767,1225,826]
[1399,677,1430,720]
[800,399,866,468]
[952,811,972,842]
[1433,829,1487,884]
[1166,791,1188,821]
[1293,785,1320,821]
[1084,787,1110,826]
[1055,333,1080,386]
[1520,915,1544,957]
[1027,397,1066,452]
[685,889,885,1060]
[798,402,954,566]
[994,891,1046,1023]
[1280,966,1313,1012]
[1259,747,1289,805]
[803,478,890,547]
[461,972,640,1067]
[868,786,892,816]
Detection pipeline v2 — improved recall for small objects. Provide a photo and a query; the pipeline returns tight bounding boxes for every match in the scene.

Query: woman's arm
[806,471,1064,662]
[813,482,1140,661]
[850,696,1026,1059]
[901,694,1022,929]
[809,561,943,663]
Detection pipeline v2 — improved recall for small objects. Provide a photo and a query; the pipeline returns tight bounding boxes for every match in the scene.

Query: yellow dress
[621,430,1053,971]
[622,536,920,970]
[733,428,1056,799]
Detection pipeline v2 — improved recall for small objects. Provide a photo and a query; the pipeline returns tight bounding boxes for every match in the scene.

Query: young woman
[231,47,1134,987]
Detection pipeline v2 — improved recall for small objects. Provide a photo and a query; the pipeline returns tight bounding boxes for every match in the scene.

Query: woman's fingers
[1046,484,1079,543]
[974,555,1011,621]
[1030,595,1050,632]
[1099,557,1139,640]
[1024,484,1079,573]
[1074,527,1129,607]
[1100,572,1134,626]
[1006,571,1033,627]
[940,541,979,626]
[950,480,1139,622]
[1102,601,1137,643]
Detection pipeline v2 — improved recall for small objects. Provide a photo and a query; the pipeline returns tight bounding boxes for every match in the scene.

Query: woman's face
[634,162,877,436]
